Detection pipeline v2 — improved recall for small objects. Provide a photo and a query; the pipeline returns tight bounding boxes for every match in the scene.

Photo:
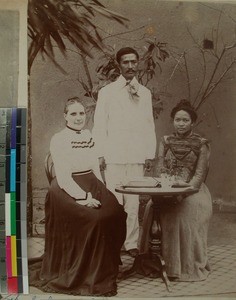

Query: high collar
[174,130,193,139]
[117,75,139,89]
[66,125,82,134]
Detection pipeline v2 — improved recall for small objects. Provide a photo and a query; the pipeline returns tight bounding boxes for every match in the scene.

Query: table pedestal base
[118,253,171,292]
[115,184,198,293]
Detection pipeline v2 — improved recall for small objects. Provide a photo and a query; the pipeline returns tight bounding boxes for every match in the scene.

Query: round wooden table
[115,184,198,292]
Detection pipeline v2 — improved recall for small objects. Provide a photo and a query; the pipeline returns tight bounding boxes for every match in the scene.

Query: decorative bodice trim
[163,132,208,158]
[64,128,95,149]
[71,137,95,149]
[162,132,208,182]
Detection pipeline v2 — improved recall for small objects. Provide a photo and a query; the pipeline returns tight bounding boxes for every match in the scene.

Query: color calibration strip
[0,108,28,294]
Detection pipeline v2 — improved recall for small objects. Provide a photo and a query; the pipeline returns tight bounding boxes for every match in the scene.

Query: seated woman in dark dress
[29,97,127,296]
[140,99,212,282]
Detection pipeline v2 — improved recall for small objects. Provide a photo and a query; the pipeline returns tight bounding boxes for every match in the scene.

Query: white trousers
[105,163,144,250]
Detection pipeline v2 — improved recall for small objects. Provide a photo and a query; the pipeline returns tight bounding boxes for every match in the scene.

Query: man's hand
[99,156,106,171]
[144,159,154,172]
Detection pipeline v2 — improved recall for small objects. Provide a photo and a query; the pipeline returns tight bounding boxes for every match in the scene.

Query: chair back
[44,152,55,184]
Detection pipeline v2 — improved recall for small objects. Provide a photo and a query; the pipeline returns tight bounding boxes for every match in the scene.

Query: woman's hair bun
[178,99,192,107]
[171,99,197,122]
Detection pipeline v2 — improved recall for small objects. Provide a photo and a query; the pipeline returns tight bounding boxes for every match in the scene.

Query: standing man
[93,47,156,257]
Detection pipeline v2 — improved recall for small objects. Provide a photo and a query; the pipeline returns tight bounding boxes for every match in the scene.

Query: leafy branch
[28,0,129,73]
[138,39,169,86]
[183,51,191,100]
[165,6,236,116]
[98,24,148,42]
[194,35,236,110]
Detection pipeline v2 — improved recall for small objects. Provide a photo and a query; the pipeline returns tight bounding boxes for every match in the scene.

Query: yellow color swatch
[11,235,18,276]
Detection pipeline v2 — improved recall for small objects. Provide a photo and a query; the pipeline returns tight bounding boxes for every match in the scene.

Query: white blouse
[50,127,102,199]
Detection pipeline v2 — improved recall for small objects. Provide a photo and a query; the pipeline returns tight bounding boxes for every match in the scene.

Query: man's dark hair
[116,47,139,64]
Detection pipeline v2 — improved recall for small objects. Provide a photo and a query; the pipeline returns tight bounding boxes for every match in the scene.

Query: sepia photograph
[0,0,28,296]
[2,0,235,298]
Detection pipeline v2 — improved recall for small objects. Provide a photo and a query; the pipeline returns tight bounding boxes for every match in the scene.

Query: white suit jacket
[93,75,157,164]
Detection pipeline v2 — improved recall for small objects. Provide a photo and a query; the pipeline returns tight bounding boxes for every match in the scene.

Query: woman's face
[173,110,193,135]
[64,102,86,130]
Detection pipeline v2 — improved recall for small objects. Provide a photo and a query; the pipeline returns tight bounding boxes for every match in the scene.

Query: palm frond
[28,0,129,73]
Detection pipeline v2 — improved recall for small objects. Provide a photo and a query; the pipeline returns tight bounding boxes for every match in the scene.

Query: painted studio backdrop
[29,0,236,234]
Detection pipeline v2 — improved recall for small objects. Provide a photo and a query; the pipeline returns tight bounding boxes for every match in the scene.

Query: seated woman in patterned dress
[29,97,127,296]
[140,99,212,282]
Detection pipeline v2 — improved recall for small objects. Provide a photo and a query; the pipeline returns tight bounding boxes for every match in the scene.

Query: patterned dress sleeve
[156,137,166,175]
[189,141,210,189]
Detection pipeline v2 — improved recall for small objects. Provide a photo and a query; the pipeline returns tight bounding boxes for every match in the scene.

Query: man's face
[119,53,138,81]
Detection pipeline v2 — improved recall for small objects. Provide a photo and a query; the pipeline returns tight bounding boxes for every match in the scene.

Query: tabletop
[115,185,198,196]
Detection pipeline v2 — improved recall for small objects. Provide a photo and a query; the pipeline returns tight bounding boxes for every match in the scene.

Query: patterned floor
[27,238,236,298]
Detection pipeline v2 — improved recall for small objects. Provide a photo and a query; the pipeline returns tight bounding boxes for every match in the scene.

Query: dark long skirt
[29,172,127,296]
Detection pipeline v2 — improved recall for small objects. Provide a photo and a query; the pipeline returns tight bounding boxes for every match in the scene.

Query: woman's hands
[76,193,101,208]
[173,179,190,187]
[144,159,154,172]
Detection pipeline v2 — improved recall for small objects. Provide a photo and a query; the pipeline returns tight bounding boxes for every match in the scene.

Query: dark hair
[64,97,86,114]
[171,99,197,122]
[116,47,139,64]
